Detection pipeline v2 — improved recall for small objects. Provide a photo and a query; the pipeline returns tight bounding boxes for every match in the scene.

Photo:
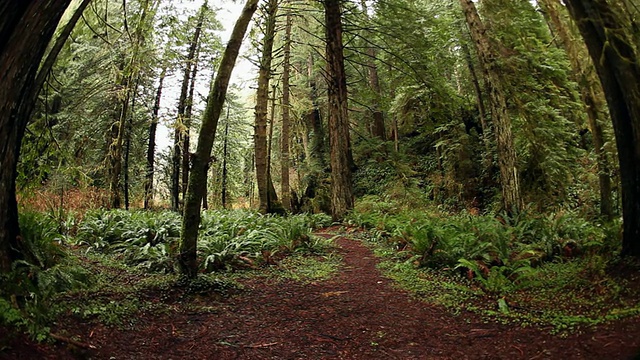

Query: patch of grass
[274,254,342,283]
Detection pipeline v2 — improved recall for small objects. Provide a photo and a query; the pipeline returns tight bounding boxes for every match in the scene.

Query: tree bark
[459,0,522,214]
[179,0,259,278]
[0,0,72,273]
[182,48,201,204]
[360,0,385,140]
[144,66,167,209]
[254,0,279,214]
[222,116,229,209]
[538,0,613,219]
[281,12,292,211]
[324,0,354,220]
[564,0,640,256]
[172,5,206,211]
[108,0,152,209]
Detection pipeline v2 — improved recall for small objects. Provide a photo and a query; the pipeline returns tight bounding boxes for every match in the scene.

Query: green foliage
[348,197,618,296]
[0,212,92,340]
[76,209,181,272]
[75,209,333,273]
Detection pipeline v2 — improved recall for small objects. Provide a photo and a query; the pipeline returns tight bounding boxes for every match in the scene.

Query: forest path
[3,231,640,359]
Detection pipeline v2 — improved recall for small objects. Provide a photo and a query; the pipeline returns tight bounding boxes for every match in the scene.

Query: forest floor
[2,230,640,359]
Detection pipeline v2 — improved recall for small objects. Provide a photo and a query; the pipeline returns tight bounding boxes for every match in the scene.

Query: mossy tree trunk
[459,0,522,214]
[564,0,640,256]
[179,0,259,278]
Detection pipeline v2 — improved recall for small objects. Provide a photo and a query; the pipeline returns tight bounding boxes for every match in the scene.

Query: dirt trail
[3,234,640,359]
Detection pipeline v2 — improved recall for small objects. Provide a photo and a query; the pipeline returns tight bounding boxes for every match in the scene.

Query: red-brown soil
[2,234,640,359]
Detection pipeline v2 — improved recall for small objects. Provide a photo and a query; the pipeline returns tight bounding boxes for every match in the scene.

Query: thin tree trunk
[324,0,354,220]
[182,48,201,203]
[254,0,279,214]
[538,0,613,219]
[459,0,522,214]
[281,12,292,211]
[307,54,326,169]
[124,78,139,210]
[108,0,151,209]
[144,66,167,209]
[172,3,206,211]
[564,0,640,256]
[0,0,72,273]
[222,113,229,209]
[179,0,259,277]
[360,0,385,140]
[266,84,281,211]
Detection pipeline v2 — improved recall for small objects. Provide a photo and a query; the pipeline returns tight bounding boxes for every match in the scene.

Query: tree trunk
[0,0,72,273]
[324,0,354,220]
[108,0,152,209]
[179,0,259,278]
[538,0,613,219]
[144,66,167,209]
[182,48,201,203]
[124,78,140,210]
[254,0,279,214]
[564,0,640,256]
[307,54,326,170]
[360,0,385,140]
[281,12,292,211]
[172,4,206,211]
[459,0,522,214]
[222,117,229,209]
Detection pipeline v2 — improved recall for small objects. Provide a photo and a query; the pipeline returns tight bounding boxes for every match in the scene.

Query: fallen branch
[245,342,278,348]
[50,333,97,349]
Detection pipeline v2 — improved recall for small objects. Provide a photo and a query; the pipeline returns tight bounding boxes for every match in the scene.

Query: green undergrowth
[1,209,335,341]
[347,195,640,334]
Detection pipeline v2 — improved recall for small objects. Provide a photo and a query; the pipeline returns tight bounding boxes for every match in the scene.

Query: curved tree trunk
[324,0,354,220]
[0,0,72,273]
[179,0,259,278]
[564,0,640,256]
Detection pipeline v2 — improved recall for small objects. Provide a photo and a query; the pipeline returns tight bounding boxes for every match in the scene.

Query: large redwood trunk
[0,0,72,273]
[324,0,354,220]
[565,0,640,256]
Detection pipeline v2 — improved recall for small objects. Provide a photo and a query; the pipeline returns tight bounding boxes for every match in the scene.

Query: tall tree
[324,0,354,220]
[179,0,260,277]
[538,0,613,219]
[281,12,292,211]
[360,0,385,140]
[0,0,73,273]
[107,0,154,209]
[564,0,640,256]
[459,0,522,213]
[172,2,206,211]
[144,65,167,209]
[254,0,280,214]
